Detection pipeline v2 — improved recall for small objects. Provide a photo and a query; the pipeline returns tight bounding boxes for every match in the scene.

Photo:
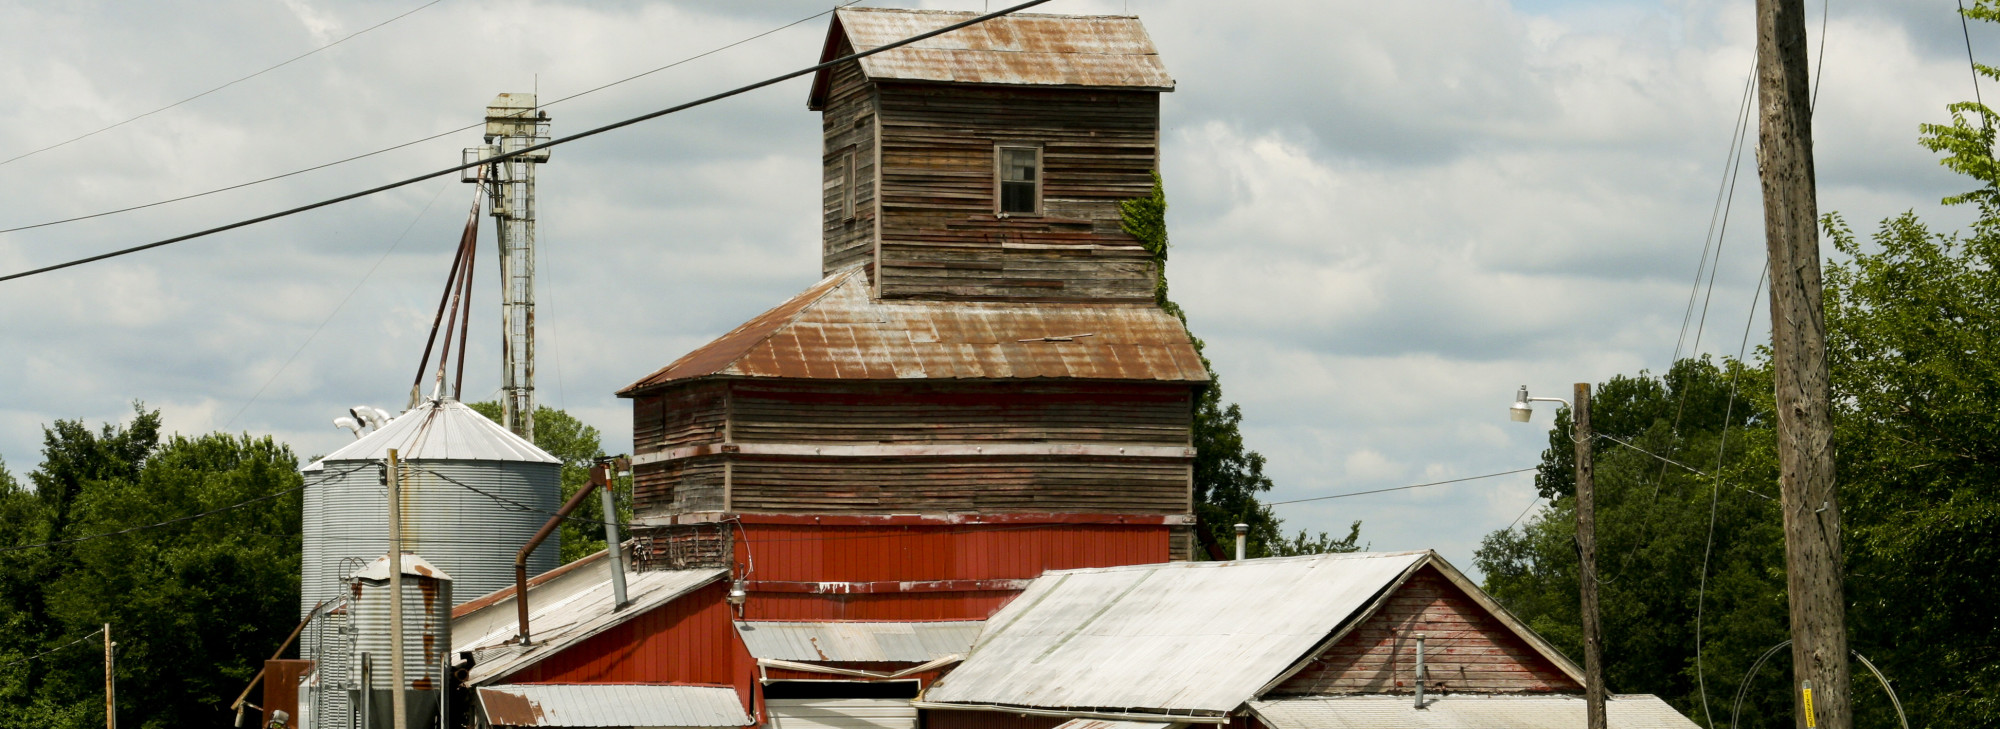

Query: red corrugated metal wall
[739,523,1168,582]
[502,581,749,705]
[735,522,1168,620]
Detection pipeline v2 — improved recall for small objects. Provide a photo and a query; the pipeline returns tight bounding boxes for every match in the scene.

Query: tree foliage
[1121,173,1356,558]
[1478,131,2000,728]
[465,403,632,563]
[0,405,303,729]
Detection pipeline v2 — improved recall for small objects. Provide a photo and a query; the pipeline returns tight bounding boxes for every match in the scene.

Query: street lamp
[1510,383,1605,729]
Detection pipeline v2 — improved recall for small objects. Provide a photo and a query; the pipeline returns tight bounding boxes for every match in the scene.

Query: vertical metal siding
[739,523,1169,583]
[502,581,743,687]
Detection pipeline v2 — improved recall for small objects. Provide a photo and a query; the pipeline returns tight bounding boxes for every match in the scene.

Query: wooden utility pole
[386,449,409,729]
[102,623,114,729]
[1572,384,1605,729]
[1755,1,1850,727]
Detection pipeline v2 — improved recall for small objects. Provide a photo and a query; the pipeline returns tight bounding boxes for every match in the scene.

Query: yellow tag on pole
[1802,681,1817,729]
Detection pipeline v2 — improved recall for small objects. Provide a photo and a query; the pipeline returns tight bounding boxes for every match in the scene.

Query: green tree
[466,403,632,563]
[0,405,304,729]
[1122,173,1355,557]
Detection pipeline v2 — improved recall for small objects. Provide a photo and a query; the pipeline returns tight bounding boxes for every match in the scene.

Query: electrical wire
[0,0,1050,284]
[1266,468,1537,506]
[0,0,445,169]
[0,628,103,671]
[0,0,862,238]
[1503,496,1542,533]
[1962,0,1988,128]
[220,180,455,431]
[1694,259,1770,729]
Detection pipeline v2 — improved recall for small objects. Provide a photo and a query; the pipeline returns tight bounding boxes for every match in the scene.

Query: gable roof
[809,8,1173,110]
[916,552,1582,719]
[618,267,1208,395]
[303,397,558,471]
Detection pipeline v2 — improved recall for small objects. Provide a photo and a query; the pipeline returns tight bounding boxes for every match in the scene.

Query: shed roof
[1246,695,1700,729]
[918,551,1581,719]
[736,620,983,663]
[477,684,753,728]
[455,566,726,685]
[303,398,558,471]
[619,267,1207,395]
[809,8,1173,110]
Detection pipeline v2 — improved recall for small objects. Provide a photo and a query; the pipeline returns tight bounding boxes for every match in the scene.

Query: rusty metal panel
[809,8,1174,109]
[736,621,983,662]
[1246,695,1700,729]
[478,684,753,727]
[618,268,1208,394]
[261,659,314,729]
[737,522,1169,585]
[458,568,727,685]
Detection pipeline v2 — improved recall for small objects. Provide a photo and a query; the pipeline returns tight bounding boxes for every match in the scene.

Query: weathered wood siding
[730,380,1190,445]
[872,82,1160,301]
[1271,566,1582,695]
[821,41,878,276]
[631,380,1196,519]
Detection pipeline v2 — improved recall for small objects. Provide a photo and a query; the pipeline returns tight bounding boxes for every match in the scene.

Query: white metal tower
[465,93,550,440]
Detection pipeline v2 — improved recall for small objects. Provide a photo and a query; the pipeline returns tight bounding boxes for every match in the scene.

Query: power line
[1504,496,1543,532]
[0,628,103,671]
[0,0,861,238]
[1266,468,1537,506]
[221,180,456,430]
[0,0,1049,284]
[0,0,445,169]
[1962,0,1988,128]
[1693,258,1770,729]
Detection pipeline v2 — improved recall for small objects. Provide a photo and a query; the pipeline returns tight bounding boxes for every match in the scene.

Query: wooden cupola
[807,8,1175,302]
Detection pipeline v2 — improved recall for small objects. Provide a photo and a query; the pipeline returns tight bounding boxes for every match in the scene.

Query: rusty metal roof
[477,684,753,728]
[809,8,1173,109]
[619,267,1208,395]
[1246,695,1700,729]
[736,620,983,663]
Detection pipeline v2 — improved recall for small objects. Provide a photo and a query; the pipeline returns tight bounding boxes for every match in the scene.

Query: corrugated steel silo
[299,398,562,617]
[349,553,453,729]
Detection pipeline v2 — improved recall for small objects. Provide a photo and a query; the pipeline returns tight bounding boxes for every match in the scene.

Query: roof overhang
[477,683,753,728]
[1246,695,1701,729]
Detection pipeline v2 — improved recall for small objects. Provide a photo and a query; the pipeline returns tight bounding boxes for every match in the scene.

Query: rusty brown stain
[618,268,1206,395]
[422,634,436,664]
[413,564,436,577]
[418,578,438,613]
[808,636,830,661]
[478,688,547,726]
[411,676,435,691]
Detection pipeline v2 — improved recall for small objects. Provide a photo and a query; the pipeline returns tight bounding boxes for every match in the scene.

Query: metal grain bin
[349,553,453,729]
[299,398,561,617]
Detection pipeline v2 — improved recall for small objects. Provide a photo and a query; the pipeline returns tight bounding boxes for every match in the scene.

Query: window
[996,145,1041,215]
[840,148,858,221]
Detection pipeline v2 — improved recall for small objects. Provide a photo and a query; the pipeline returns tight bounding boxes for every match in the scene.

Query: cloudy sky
[0,0,1984,574]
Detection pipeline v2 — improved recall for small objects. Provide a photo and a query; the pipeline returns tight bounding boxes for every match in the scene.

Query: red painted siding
[1270,566,1581,695]
[738,522,1168,583]
[503,581,751,708]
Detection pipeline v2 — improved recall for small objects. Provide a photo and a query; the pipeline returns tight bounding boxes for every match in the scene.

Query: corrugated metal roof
[1051,719,1175,729]
[1246,695,1699,729]
[478,684,753,727]
[303,398,558,471]
[456,566,726,686]
[810,8,1173,109]
[736,621,983,662]
[619,267,1208,394]
[921,552,1433,716]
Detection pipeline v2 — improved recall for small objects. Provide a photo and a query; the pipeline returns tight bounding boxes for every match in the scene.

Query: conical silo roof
[303,398,559,471]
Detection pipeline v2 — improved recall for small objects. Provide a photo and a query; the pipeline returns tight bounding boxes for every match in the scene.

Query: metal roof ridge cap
[1036,550,1427,576]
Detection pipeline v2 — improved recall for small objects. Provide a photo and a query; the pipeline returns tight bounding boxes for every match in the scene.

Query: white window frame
[994,143,1044,217]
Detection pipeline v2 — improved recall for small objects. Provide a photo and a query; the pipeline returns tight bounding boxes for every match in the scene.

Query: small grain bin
[300,397,562,617]
[349,553,452,729]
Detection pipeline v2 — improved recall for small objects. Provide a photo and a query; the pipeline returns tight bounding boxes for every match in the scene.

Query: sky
[0,0,1986,577]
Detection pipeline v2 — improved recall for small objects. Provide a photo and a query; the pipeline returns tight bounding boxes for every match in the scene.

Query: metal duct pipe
[598,458,630,610]
[1234,523,1248,560]
[1414,633,1428,709]
[514,463,606,644]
